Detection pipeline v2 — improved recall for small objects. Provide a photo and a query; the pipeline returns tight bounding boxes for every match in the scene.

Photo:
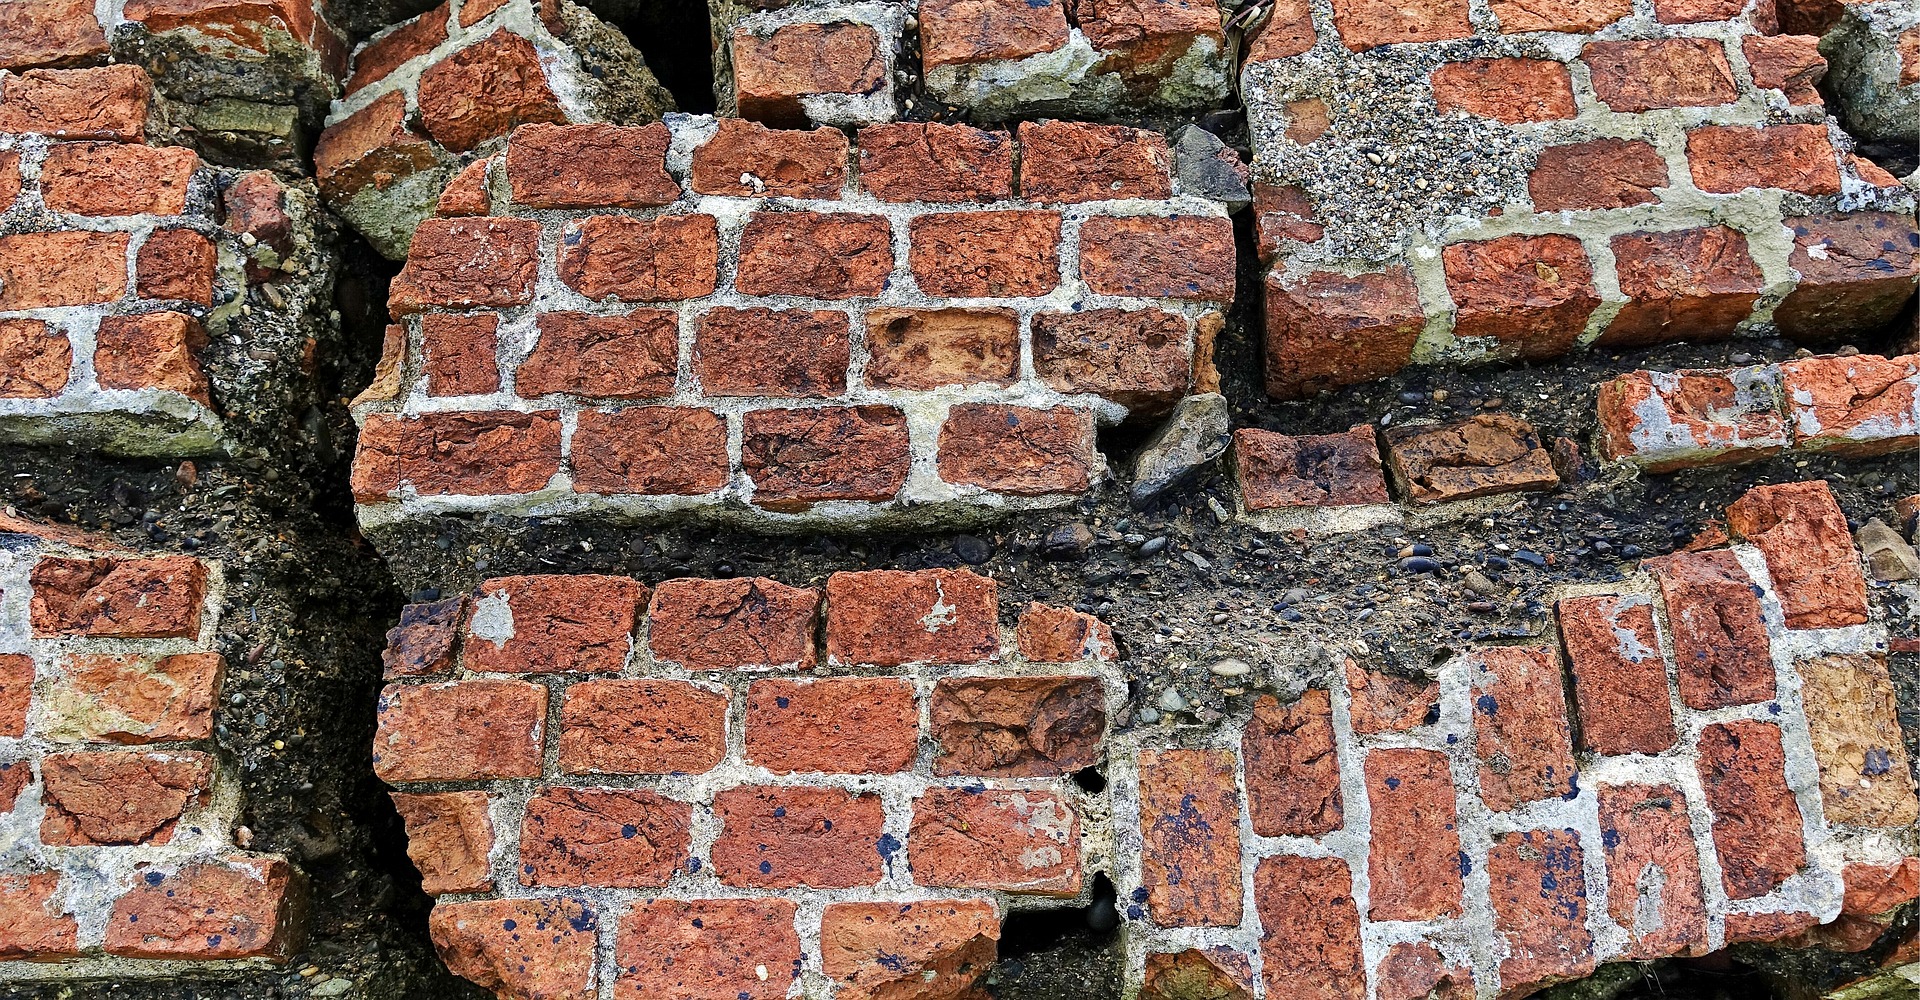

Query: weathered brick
[391,790,495,895]
[1382,414,1559,503]
[372,679,547,783]
[732,22,886,126]
[1017,120,1172,203]
[857,121,1014,202]
[1073,0,1224,82]
[930,675,1106,777]
[106,857,301,960]
[1345,660,1438,734]
[648,577,820,671]
[1529,139,1668,211]
[40,749,212,846]
[1724,909,1822,945]
[0,873,79,961]
[744,677,917,773]
[1492,0,1628,30]
[1557,594,1675,755]
[1329,0,1469,48]
[1141,949,1255,1000]
[39,142,198,216]
[911,786,1082,895]
[507,122,678,208]
[0,65,151,141]
[0,0,108,70]
[909,210,1060,297]
[313,91,439,202]
[519,310,678,400]
[0,231,129,309]
[1597,783,1708,959]
[429,897,599,1000]
[695,307,849,398]
[1778,353,1919,456]
[740,405,911,507]
[1773,213,1920,342]
[346,5,448,93]
[1727,480,1868,628]
[0,320,69,398]
[1138,748,1243,927]
[1031,308,1191,411]
[519,787,691,887]
[1744,34,1827,105]
[1488,829,1595,994]
[937,404,1097,495]
[1246,0,1317,60]
[41,652,223,743]
[1252,855,1364,1000]
[1686,124,1840,195]
[1430,58,1576,122]
[1594,366,1788,470]
[1016,602,1117,662]
[864,307,1019,390]
[1584,39,1737,112]
[1264,268,1424,399]
[920,0,1068,66]
[1252,182,1324,258]
[819,900,999,1000]
[1796,653,1919,828]
[1469,646,1578,811]
[1651,0,1743,22]
[558,679,727,776]
[690,118,848,199]
[1697,720,1806,898]
[1374,943,1472,1000]
[465,574,643,674]
[616,898,801,1000]
[416,30,564,152]
[1442,234,1595,357]
[711,785,886,889]
[30,555,206,638]
[136,228,216,304]
[0,654,30,738]
[389,217,541,315]
[421,313,500,397]
[352,410,563,502]
[0,759,25,813]
[571,407,729,496]
[825,568,997,667]
[738,210,892,299]
[1243,689,1343,836]
[94,311,211,405]
[1366,748,1464,921]
[1080,215,1234,300]
[556,214,719,303]
[1647,549,1774,709]
[1604,226,1765,346]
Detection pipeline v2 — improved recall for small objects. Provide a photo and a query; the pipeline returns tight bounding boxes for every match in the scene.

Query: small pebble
[1210,658,1251,677]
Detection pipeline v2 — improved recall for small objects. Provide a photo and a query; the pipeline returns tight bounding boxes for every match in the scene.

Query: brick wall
[0,519,303,975]
[346,116,1236,531]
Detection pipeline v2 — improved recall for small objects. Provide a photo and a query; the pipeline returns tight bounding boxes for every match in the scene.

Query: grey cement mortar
[1823,1,1919,145]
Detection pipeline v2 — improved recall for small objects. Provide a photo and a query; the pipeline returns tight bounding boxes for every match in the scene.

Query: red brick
[371,679,547,783]
[1365,748,1464,921]
[346,4,448,93]
[1603,226,1764,346]
[1252,183,1324,259]
[1488,829,1595,994]
[745,677,917,773]
[911,786,1082,895]
[1430,58,1576,122]
[30,555,205,638]
[458,0,508,27]
[1744,34,1826,105]
[123,0,335,59]
[42,652,223,743]
[1017,120,1172,203]
[1557,594,1674,755]
[1774,213,1920,342]
[732,22,886,127]
[1264,268,1423,399]
[1593,367,1788,470]
[518,310,678,400]
[519,787,691,887]
[136,228,217,304]
[0,65,151,141]
[1345,660,1438,734]
[740,405,911,507]
[0,321,76,398]
[856,121,1014,202]
[507,122,678,208]
[825,567,997,667]
[422,313,500,396]
[919,0,1069,67]
[1031,307,1191,412]
[695,307,849,398]
[1329,0,1469,48]
[1080,215,1234,300]
[1137,748,1243,927]
[0,231,129,309]
[429,897,599,1000]
[1697,720,1806,899]
[39,142,198,216]
[1382,414,1559,503]
[1252,855,1364,1000]
[1141,949,1255,1000]
[1796,653,1919,828]
[1073,0,1224,82]
[1530,139,1668,211]
[691,118,848,199]
[389,217,541,316]
[711,785,886,889]
[1779,353,1919,456]
[1652,0,1744,22]
[738,210,892,299]
[0,151,19,214]
[465,574,643,674]
[1647,549,1775,709]
[819,900,999,1000]
[930,675,1106,777]
[909,210,1060,297]
[1016,602,1117,662]
[571,407,729,496]
[1584,39,1737,112]
[1233,426,1389,510]
[416,30,564,152]
[559,679,727,776]
[0,873,79,961]
[438,157,493,217]
[1468,646,1577,812]
[616,898,801,1000]
[1492,0,1628,31]
[0,759,25,814]
[105,857,301,960]
[1725,910,1824,946]
[1597,783,1708,959]
[557,214,719,303]
[864,307,1019,390]
[1442,234,1596,357]
[1727,481,1868,629]
[94,311,211,405]
[1841,859,1920,919]
[1243,689,1343,836]
[39,749,211,846]
[1374,943,1472,1000]
[1246,0,1316,59]
[352,410,563,502]
[0,654,29,738]
[647,577,820,671]
[937,404,1097,495]
[0,0,108,70]
[1687,124,1840,195]
[391,790,495,895]
[312,91,439,202]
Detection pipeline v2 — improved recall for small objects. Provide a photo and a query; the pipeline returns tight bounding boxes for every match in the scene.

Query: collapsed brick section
[0,519,304,973]
[349,118,1234,532]
[1241,0,1919,398]
[374,567,1117,999]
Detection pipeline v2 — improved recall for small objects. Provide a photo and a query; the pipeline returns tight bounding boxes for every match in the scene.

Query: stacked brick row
[372,566,1121,999]
[1115,479,1919,1000]
[1241,0,1920,399]
[347,117,1236,531]
[0,520,303,975]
